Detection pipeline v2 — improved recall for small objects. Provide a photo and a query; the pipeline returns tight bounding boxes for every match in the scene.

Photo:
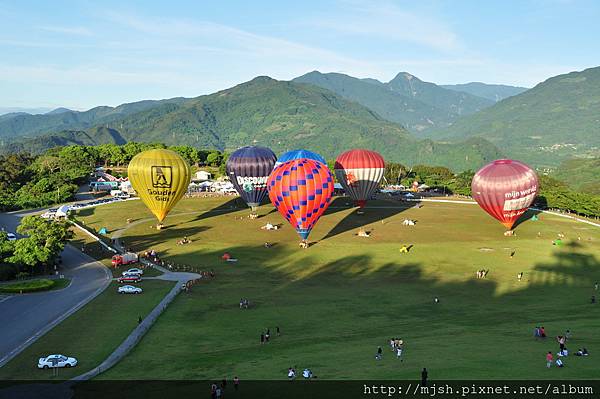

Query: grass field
[0,278,70,293]
[0,280,174,380]
[66,196,600,379]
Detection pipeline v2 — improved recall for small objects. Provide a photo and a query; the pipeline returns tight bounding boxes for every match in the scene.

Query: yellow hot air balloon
[128,149,191,228]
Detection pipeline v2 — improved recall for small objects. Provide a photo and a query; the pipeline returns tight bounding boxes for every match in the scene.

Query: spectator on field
[375,346,383,360]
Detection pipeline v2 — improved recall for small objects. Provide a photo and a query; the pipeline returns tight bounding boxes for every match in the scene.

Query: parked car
[118,285,142,294]
[124,267,144,275]
[6,233,16,241]
[40,211,56,219]
[122,270,142,278]
[117,275,141,283]
[38,354,77,369]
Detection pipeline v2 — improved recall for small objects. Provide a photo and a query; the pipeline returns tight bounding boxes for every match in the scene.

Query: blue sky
[1,0,599,110]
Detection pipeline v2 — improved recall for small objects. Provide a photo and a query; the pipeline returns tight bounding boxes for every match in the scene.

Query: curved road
[0,210,111,368]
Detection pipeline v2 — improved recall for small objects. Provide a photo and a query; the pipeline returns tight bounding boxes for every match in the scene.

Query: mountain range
[1,76,502,170]
[293,71,495,132]
[440,82,528,102]
[2,66,598,170]
[425,66,600,167]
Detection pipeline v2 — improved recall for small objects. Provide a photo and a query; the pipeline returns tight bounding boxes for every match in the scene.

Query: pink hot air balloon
[334,149,385,208]
[471,159,539,230]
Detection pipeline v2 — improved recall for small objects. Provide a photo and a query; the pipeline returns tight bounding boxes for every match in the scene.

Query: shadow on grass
[512,208,543,230]
[118,226,211,257]
[323,199,415,240]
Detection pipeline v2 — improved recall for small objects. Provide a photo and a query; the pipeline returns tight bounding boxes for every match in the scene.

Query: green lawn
[71,197,600,379]
[0,280,174,380]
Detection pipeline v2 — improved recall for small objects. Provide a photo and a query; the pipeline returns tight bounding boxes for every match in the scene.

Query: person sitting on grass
[558,348,569,357]
[534,327,541,338]
[540,326,546,338]
[302,369,313,379]
[288,367,296,379]
[555,358,564,368]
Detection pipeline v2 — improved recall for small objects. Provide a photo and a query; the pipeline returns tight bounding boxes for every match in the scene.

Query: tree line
[0,143,230,211]
[1,144,598,218]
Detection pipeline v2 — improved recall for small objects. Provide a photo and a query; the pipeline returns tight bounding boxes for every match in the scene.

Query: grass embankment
[0,278,70,293]
[0,280,174,380]
[68,196,600,380]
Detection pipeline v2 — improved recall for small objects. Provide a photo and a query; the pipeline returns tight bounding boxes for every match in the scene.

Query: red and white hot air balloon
[334,149,385,208]
[471,159,539,230]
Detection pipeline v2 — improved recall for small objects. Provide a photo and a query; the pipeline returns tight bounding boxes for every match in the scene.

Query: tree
[11,216,73,271]
[206,151,223,166]
[384,162,408,185]
[170,145,199,165]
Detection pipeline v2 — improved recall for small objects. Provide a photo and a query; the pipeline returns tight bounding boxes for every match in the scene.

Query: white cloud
[307,1,463,52]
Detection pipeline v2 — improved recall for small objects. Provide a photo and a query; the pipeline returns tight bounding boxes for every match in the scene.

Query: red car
[117,275,141,284]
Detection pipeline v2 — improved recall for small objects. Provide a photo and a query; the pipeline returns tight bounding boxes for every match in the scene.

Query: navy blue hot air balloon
[275,149,326,167]
[226,146,277,213]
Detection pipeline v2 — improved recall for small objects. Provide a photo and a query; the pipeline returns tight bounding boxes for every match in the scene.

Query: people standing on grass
[276,326,280,336]
[517,272,523,282]
[375,346,383,360]
[557,335,566,352]
[396,346,403,361]
[421,368,428,386]
[265,329,270,343]
[546,351,553,368]
[260,333,264,344]
[233,376,240,391]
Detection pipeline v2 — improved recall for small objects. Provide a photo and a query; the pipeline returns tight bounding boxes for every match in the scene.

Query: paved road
[0,211,111,368]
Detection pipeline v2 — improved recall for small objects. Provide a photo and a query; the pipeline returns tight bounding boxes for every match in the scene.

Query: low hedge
[0,279,56,293]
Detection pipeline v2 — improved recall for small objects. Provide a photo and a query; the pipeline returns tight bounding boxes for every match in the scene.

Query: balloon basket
[249,213,259,220]
[156,223,164,230]
[299,240,309,249]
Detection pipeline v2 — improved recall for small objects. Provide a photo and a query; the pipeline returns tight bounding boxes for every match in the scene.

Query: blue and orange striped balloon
[267,158,334,241]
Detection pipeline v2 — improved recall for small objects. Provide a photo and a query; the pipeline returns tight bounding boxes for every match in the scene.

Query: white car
[123,268,144,276]
[6,233,16,241]
[40,211,56,219]
[118,285,142,294]
[38,354,77,369]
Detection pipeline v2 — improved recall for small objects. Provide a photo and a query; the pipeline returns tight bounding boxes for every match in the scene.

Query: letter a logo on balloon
[151,166,172,188]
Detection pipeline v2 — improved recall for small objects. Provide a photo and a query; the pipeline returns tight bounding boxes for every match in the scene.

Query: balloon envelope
[226,146,277,211]
[128,149,191,223]
[267,158,334,240]
[275,149,326,167]
[334,149,385,208]
[471,159,539,230]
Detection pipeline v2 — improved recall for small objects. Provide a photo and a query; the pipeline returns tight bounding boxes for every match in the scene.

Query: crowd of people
[476,269,489,279]
[540,327,591,368]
